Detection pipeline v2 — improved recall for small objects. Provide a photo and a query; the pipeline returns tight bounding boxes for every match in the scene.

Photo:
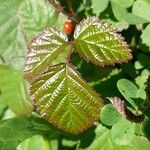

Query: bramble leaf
[24,27,68,81]
[74,17,132,66]
[30,63,103,135]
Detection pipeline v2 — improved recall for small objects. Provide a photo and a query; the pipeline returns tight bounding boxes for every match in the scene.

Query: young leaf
[24,27,68,81]
[30,63,103,135]
[74,16,132,66]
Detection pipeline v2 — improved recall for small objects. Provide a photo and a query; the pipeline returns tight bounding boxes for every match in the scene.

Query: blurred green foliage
[0,0,150,150]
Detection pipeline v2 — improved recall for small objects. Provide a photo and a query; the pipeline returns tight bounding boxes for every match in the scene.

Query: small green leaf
[0,65,32,116]
[91,0,109,14]
[111,1,147,24]
[25,27,68,80]
[0,116,58,150]
[141,25,150,48]
[30,63,103,135]
[133,0,150,22]
[111,119,135,145]
[110,0,134,8]
[117,79,138,110]
[74,17,132,66]
[100,104,122,126]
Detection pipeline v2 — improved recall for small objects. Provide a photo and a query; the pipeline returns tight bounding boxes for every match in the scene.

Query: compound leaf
[30,63,103,135]
[74,17,132,66]
[24,27,68,81]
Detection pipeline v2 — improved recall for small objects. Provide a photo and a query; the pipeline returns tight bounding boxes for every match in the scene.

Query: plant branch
[46,0,79,23]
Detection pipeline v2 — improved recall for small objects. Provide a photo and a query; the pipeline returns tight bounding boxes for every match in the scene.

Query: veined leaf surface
[30,63,103,134]
[74,17,132,66]
[24,27,68,81]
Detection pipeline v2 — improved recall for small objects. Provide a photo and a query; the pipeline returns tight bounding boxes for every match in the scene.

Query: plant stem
[47,0,79,22]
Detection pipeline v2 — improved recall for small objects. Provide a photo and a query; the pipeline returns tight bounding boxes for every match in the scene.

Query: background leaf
[0,65,32,116]
[0,0,67,69]
[110,0,134,8]
[111,119,135,145]
[17,135,51,150]
[100,104,122,126]
[133,0,150,22]
[111,1,147,24]
[117,79,142,111]
[80,123,150,150]
[0,116,58,150]
[91,0,109,15]
[141,25,150,47]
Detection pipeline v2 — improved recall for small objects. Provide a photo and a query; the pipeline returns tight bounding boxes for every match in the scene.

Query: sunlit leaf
[30,63,103,135]
[74,17,132,66]
[24,27,68,81]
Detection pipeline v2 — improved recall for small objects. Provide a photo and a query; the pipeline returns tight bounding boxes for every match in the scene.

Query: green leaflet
[74,17,132,66]
[30,63,103,135]
[25,27,68,81]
